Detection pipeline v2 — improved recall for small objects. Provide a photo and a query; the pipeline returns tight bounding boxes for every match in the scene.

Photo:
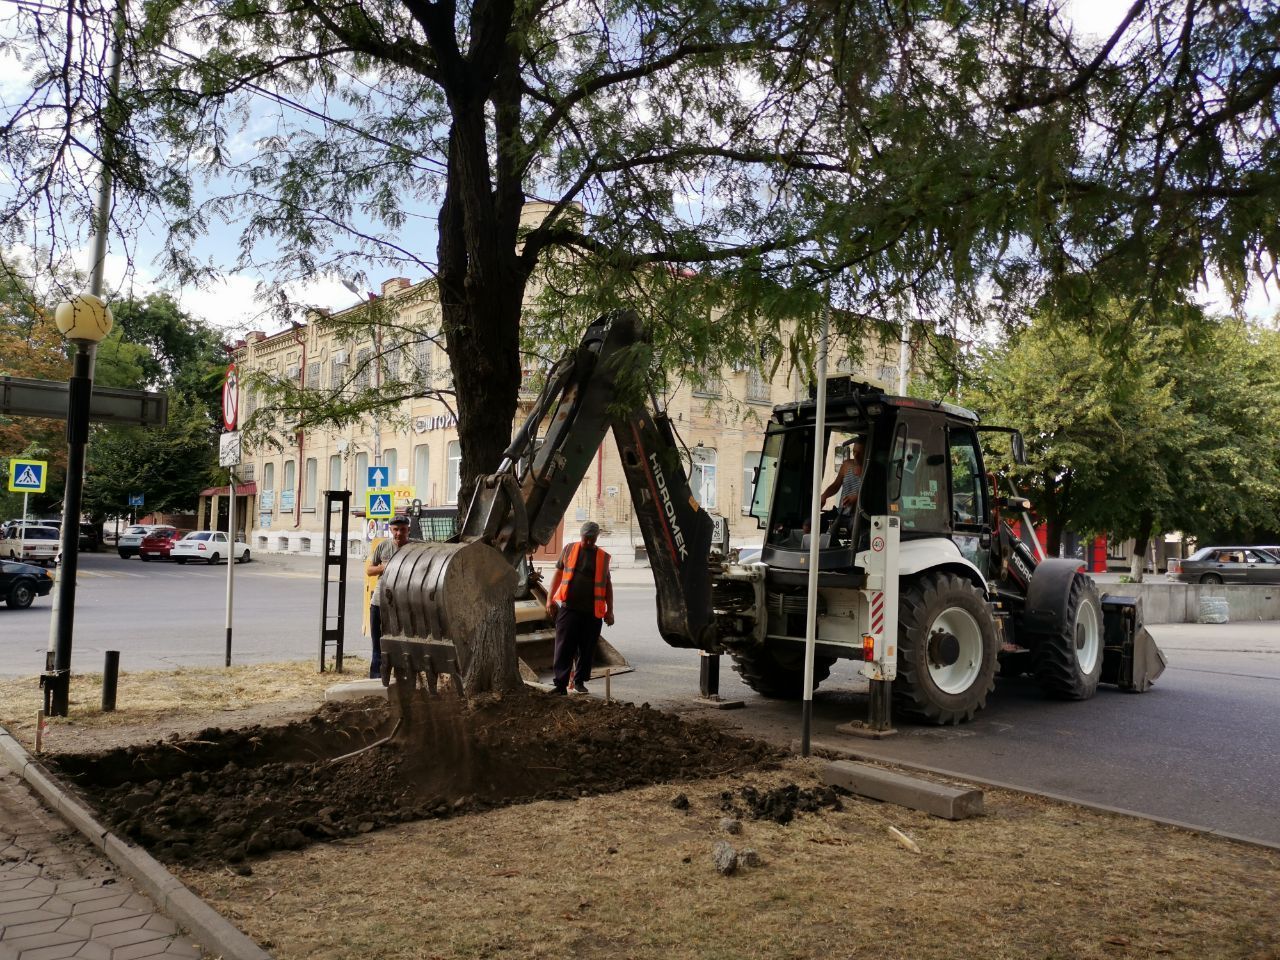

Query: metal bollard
[102,650,119,712]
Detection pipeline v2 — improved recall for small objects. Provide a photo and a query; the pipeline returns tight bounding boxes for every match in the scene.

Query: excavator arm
[378,310,718,695]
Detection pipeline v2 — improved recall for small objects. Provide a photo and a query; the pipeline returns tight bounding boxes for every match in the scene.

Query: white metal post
[801,287,831,757]
[19,492,27,559]
[224,468,236,667]
[898,319,910,395]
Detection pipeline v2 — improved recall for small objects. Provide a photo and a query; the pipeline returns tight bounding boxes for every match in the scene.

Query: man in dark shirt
[546,521,615,695]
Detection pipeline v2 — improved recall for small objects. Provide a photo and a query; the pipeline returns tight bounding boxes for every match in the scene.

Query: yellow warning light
[862,634,875,660]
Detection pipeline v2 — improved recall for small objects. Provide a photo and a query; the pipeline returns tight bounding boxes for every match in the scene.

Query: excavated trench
[50,691,780,867]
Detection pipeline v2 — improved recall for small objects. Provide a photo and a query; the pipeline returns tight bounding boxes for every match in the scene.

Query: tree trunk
[1129,511,1155,583]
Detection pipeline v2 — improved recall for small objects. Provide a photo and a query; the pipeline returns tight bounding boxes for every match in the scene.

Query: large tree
[3,0,1279,504]
[950,305,1280,578]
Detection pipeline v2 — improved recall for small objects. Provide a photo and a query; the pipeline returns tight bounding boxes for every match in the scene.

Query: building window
[414,444,429,493]
[746,365,770,403]
[415,339,432,389]
[383,340,401,382]
[355,347,373,391]
[382,448,398,487]
[330,356,346,391]
[355,452,369,505]
[306,361,320,389]
[328,455,342,494]
[263,463,275,509]
[283,460,296,499]
[691,447,717,509]
[446,441,462,504]
[692,361,722,398]
[304,458,318,510]
[742,451,761,514]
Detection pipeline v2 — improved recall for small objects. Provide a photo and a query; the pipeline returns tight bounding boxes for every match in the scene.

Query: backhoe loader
[377,310,1165,724]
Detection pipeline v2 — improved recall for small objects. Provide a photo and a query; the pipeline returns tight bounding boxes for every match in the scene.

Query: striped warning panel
[870,591,884,635]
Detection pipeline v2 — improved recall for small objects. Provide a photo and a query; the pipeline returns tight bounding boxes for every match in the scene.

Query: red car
[139,528,185,561]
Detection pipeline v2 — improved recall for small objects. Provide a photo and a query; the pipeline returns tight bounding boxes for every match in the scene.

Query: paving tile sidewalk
[0,768,206,960]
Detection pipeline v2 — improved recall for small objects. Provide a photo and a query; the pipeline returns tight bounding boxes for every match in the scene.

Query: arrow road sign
[366,492,393,519]
[368,466,388,489]
[8,458,47,493]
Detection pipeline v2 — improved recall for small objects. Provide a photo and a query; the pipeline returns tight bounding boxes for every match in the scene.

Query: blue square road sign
[366,492,393,519]
[8,459,47,493]
[367,465,390,490]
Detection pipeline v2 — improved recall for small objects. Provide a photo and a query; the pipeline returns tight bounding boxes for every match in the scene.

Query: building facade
[216,276,910,562]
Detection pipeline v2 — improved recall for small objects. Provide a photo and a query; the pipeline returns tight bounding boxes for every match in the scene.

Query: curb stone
[0,724,274,960]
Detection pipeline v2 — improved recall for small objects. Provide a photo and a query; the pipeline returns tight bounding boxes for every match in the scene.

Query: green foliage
[949,305,1280,548]
[82,394,219,516]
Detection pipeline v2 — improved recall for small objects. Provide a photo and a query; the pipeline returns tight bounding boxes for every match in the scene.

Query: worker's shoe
[571,683,589,695]
[552,685,568,696]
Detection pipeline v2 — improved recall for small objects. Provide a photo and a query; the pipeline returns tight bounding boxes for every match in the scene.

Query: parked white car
[1,525,61,565]
[118,524,166,559]
[170,531,251,565]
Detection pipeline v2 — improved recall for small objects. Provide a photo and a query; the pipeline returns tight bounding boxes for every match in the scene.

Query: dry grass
[177,760,1280,960]
[0,659,369,747]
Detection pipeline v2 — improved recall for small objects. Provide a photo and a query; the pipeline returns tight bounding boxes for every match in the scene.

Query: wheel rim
[925,606,983,694]
[15,585,32,605]
[1074,598,1101,673]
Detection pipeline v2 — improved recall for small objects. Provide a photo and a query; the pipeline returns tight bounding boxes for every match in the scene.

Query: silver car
[118,524,163,559]
[1168,546,1280,584]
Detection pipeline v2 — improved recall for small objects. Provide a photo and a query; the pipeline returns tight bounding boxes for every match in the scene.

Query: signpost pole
[225,467,236,667]
[19,492,27,558]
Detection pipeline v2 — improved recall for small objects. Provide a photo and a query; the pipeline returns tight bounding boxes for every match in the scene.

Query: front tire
[7,581,35,609]
[730,645,835,699]
[1200,573,1223,584]
[1031,573,1104,700]
[895,572,998,725]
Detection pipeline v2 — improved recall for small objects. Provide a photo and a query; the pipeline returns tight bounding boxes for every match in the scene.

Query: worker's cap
[581,521,600,537]
[387,516,410,527]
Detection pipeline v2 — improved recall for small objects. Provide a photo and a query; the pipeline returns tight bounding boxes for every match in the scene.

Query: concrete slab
[324,679,389,701]
[820,759,984,820]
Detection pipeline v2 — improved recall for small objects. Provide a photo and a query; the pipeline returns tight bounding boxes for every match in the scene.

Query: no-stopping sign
[222,364,239,431]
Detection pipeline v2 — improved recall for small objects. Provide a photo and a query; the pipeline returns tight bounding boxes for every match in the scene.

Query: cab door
[947,427,992,577]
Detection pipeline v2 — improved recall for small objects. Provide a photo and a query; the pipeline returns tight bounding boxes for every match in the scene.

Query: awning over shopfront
[198,482,259,497]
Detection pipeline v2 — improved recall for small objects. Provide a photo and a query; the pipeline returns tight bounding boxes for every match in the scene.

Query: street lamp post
[42,294,113,717]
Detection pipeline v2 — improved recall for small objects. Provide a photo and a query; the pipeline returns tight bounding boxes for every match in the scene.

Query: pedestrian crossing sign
[366,492,393,519]
[8,458,47,493]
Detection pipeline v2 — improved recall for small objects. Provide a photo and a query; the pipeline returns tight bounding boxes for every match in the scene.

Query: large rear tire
[730,645,835,699]
[1200,573,1222,585]
[1031,573,1104,700]
[894,572,998,725]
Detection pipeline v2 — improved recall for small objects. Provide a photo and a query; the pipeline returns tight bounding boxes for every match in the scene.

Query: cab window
[948,428,986,527]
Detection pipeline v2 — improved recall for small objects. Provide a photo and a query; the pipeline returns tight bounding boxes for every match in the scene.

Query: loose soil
[49,691,779,866]
[6,666,1279,959]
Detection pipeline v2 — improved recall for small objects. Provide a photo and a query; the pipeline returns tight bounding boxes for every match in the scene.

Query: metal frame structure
[319,490,352,671]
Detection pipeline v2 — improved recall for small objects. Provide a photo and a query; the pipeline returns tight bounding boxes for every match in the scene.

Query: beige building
[212,276,910,562]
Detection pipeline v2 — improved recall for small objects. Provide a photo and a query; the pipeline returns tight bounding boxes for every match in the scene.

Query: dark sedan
[1168,546,1280,584]
[1,559,55,609]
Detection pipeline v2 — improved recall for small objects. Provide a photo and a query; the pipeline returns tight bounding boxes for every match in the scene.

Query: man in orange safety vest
[546,521,615,695]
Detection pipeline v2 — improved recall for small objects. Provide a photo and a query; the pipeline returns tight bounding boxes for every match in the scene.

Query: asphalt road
[3,552,1277,846]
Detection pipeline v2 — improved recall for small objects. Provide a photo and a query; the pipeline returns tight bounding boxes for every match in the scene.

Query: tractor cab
[751,378,997,584]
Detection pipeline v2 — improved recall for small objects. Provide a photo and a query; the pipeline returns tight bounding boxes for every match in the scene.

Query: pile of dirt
[51,690,779,867]
[718,783,846,824]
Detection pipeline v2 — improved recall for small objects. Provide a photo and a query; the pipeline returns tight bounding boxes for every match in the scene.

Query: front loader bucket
[512,591,633,685]
[1099,594,1168,692]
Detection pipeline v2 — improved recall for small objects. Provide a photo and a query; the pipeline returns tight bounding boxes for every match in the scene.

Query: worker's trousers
[552,607,602,691]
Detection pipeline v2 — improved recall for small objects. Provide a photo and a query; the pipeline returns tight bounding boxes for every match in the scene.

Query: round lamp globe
[54,294,114,344]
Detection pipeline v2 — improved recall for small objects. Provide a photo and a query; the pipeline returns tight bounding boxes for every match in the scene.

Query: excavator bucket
[1099,594,1168,692]
[377,541,631,693]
